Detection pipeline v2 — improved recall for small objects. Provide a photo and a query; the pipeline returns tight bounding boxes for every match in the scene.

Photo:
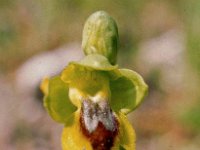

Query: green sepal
[61,54,117,84]
[61,54,116,96]
[110,69,148,114]
[61,54,117,86]
[44,76,77,123]
[71,54,118,71]
[61,60,111,97]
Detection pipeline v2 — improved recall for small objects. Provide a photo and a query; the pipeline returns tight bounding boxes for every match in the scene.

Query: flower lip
[80,100,119,150]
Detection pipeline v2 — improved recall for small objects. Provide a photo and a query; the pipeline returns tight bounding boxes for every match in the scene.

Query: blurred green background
[1,0,200,149]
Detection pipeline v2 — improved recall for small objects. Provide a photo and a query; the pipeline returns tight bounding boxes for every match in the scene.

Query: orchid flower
[41,11,148,150]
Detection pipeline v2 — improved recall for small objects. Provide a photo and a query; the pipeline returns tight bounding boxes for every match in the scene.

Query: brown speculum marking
[80,100,119,150]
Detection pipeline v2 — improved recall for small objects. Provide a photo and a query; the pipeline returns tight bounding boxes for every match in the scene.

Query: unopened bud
[82,11,119,65]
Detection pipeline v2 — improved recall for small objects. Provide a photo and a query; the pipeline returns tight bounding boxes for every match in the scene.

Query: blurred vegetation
[1,0,200,149]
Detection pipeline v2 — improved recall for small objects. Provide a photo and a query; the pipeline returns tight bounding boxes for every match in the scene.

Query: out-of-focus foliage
[181,99,200,132]
[169,0,200,74]
[174,0,200,135]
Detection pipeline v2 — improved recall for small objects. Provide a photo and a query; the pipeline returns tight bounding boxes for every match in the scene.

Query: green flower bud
[82,11,119,65]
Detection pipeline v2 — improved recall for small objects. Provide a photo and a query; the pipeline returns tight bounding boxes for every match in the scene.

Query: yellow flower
[41,11,148,150]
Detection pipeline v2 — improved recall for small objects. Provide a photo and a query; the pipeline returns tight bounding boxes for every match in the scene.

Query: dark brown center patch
[80,101,119,150]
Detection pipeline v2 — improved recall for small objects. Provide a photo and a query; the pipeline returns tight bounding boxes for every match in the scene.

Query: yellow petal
[62,110,92,150]
[40,77,49,95]
[113,113,136,150]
